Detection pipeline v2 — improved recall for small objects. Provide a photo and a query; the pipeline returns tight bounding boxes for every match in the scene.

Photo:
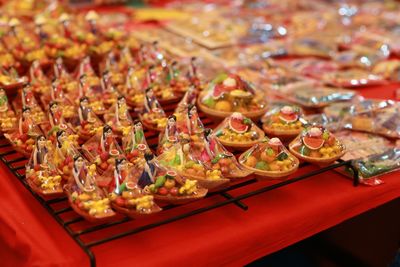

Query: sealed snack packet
[321,69,386,88]
[372,60,400,81]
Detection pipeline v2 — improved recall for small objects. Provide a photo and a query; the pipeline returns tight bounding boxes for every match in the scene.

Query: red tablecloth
[1,83,400,267]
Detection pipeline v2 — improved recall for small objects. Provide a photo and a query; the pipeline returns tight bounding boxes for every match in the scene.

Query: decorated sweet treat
[20,83,46,123]
[41,79,75,119]
[187,57,201,89]
[4,107,42,156]
[0,88,17,132]
[158,139,228,190]
[103,157,161,218]
[139,88,167,132]
[65,155,116,221]
[100,70,119,107]
[77,56,97,80]
[157,115,180,155]
[0,66,27,91]
[165,61,190,94]
[123,65,146,107]
[72,97,103,141]
[199,73,267,119]
[25,135,62,195]
[76,74,105,116]
[144,64,178,102]
[194,128,252,179]
[289,126,346,164]
[137,154,208,205]
[45,101,78,143]
[82,125,124,173]
[214,112,264,150]
[122,120,151,166]
[29,60,50,94]
[177,104,205,141]
[53,130,81,180]
[174,85,197,114]
[104,96,133,136]
[262,105,305,139]
[239,137,299,179]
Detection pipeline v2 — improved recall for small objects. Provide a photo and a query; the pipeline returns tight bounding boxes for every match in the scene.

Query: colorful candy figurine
[82,125,123,173]
[104,157,161,217]
[123,120,150,165]
[104,96,132,136]
[78,56,96,78]
[65,155,116,221]
[138,155,208,205]
[54,130,80,179]
[75,97,103,141]
[239,137,299,180]
[157,115,179,154]
[25,135,62,195]
[157,137,229,191]
[139,88,167,131]
[0,88,17,132]
[195,128,251,178]
[289,126,346,165]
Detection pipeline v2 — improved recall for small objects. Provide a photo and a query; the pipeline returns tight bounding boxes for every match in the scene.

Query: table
[1,82,400,267]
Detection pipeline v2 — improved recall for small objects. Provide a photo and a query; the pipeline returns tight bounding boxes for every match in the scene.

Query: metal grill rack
[0,100,359,267]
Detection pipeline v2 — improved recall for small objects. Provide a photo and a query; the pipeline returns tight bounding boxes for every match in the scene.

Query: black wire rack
[0,101,360,267]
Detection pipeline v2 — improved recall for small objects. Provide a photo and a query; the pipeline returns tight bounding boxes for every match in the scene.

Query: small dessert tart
[214,112,264,150]
[239,137,299,180]
[262,105,304,140]
[289,126,346,165]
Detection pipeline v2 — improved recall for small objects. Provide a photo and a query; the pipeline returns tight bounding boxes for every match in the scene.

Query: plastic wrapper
[287,36,336,58]
[135,154,208,205]
[192,129,252,179]
[334,130,399,185]
[288,126,346,165]
[285,58,338,79]
[277,85,356,108]
[340,30,392,57]
[122,120,151,167]
[0,88,17,133]
[262,105,305,140]
[103,96,133,136]
[321,69,386,88]
[98,157,161,218]
[81,125,124,174]
[25,135,63,196]
[372,60,400,81]
[332,50,387,69]
[138,88,167,132]
[214,112,264,150]
[157,140,229,191]
[239,137,299,180]
[64,155,116,221]
[4,107,43,157]
[198,73,267,120]
[71,97,103,142]
[343,100,400,138]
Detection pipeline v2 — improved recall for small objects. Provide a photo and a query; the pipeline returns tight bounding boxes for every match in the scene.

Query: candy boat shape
[25,135,63,196]
[239,137,299,180]
[100,157,162,218]
[214,112,265,150]
[157,142,230,191]
[289,126,346,165]
[198,73,268,120]
[64,155,116,222]
[135,153,208,204]
[262,105,305,140]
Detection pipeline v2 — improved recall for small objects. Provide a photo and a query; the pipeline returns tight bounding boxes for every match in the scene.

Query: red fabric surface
[1,85,399,266]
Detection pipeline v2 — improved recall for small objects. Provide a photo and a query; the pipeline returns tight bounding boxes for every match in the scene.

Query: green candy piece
[266,148,274,156]
[203,97,215,108]
[255,161,269,170]
[118,182,127,193]
[299,145,311,156]
[154,175,166,188]
[277,152,289,161]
